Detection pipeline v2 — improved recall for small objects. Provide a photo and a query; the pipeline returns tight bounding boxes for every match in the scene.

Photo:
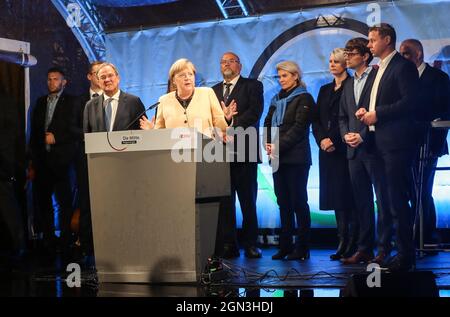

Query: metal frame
[51,0,106,62]
[215,0,249,19]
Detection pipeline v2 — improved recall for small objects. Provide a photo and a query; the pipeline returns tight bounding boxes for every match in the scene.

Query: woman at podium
[140,58,236,138]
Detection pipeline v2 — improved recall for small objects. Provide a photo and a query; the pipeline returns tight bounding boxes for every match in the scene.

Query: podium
[84,128,230,283]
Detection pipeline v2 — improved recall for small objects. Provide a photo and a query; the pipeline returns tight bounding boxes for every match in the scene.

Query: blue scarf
[270,86,308,127]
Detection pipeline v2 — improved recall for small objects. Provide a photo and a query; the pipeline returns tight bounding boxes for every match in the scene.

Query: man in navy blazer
[212,52,264,259]
[83,63,145,133]
[358,24,420,271]
[339,37,391,265]
[400,39,450,247]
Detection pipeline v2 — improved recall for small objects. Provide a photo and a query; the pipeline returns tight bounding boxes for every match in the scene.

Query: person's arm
[49,96,78,145]
[154,97,165,129]
[311,86,329,146]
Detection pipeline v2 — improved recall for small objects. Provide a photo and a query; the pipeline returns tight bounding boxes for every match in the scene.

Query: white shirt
[368,50,397,131]
[223,75,240,96]
[90,88,103,100]
[418,62,426,78]
[104,90,121,131]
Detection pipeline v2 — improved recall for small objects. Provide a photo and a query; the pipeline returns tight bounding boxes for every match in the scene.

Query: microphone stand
[124,101,159,130]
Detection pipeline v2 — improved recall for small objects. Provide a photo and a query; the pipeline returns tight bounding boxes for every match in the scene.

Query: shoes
[272,250,291,260]
[370,251,390,265]
[341,251,374,264]
[221,244,240,259]
[244,246,262,258]
[381,255,414,272]
[330,239,348,261]
[286,247,310,261]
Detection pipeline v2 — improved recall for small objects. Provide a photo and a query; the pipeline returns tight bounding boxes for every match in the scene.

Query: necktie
[223,83,232,104]
[104,98,113,131]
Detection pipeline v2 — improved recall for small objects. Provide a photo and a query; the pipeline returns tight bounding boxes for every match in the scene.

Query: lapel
[375,52,398,105]
[226,76,243,106]
[48,93,65,129]
[214,83,225,103]
[346,77,357,110]
[357,67,377,109]
[113,91,127,131]
[96,94,106,131]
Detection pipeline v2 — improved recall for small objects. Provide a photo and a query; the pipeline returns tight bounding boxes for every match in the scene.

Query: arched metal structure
[51,0,106,62]
[215,0,249,19]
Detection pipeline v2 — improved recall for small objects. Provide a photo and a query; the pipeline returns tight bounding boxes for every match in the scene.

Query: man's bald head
[400,39,424,67]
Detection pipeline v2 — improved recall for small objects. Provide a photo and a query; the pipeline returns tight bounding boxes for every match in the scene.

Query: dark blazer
[312,76,350,156]
[339,67,378,159]
[416,64,450,157]
[212,76,264,163]
[264,91,314,165]
[83,91,145,133]
[0,89,18,181]
[72,93,90,142]
[29,92,78,170]
[372,52,420,152]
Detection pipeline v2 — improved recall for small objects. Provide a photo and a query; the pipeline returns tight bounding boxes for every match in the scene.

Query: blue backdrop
[105,0,450,228]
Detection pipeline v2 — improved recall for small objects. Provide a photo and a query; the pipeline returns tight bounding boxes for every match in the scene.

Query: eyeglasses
[175,72,195,79]
[99,73,116,81]
[220,59,240,65]
[344,51,361,57]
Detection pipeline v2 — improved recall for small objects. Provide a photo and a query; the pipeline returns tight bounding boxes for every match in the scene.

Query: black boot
[330,238,348,260]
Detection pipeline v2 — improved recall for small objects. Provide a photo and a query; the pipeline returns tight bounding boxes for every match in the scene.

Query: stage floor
[1,247,450,297]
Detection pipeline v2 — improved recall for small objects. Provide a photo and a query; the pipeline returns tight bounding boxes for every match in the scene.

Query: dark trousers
[378,149,416,261]
[33,163,74,249]
[348,157,392,253]
[216,162,259,250]
[75,149,94,254]
[412,156,438,244]
[273,164,311,251]
[0,180,26,252]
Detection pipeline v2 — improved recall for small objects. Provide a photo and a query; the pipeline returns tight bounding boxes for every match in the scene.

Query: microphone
[125,101,160,130]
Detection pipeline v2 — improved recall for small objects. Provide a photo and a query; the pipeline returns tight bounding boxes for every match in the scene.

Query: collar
[418,62,426,78]
[48,89,64,100]
[90,88,103,98]
[354,66,372,80]
[104,89,121,101]
[379,50,397,69]
[224,75,240,87]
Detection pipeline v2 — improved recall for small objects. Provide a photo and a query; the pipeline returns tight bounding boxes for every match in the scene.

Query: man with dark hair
[72,61,104,260]
[339,37,392,265]
[212,52,264,259]
[357,23,420,271]
[400,38,450,248]
[30,67,78,257]
[0,86,26,266]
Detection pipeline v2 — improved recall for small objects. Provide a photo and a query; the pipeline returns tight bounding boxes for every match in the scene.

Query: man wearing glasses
[339,38,392,266]
[83,62,145,133]
[212,52,264,259]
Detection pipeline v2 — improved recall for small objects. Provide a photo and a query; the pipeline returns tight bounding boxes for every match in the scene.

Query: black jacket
[29,92,78,171]
[264,90,314,165]
[415,64,450,157]
[212,76,264,163]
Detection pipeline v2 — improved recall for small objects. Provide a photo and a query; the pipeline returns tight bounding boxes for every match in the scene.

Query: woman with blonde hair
[264,60,315,261]
[312,48,357,261]
[140,58,236,137]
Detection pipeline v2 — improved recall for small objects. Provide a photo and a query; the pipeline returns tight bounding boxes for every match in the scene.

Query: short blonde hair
[276,61,306,88]
[331,48,347,67]
[169,58,196,83]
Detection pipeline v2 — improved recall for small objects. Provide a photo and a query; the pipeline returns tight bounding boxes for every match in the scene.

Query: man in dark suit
[0,86,26,263]
[72,61,104,259]
[212,52,264,258]
[339,37,392,265]
[84,63,145,133]
[30,67,78,255]
[358,24,420,271]
[400,39,450,247]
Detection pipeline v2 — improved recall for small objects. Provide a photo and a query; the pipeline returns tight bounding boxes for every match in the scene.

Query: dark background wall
[0,0,90,108]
